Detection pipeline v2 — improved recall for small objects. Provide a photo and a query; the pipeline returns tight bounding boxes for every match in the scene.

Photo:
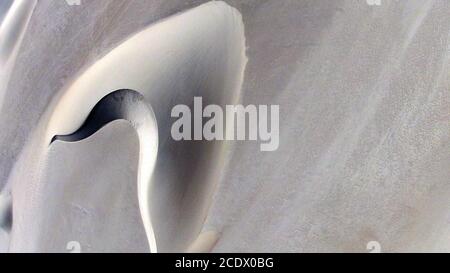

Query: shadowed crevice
[0,194,12,232]
[51,89,145,144]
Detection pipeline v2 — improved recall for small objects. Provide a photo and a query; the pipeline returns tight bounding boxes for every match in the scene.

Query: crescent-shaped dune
[5,1,246,252]
[52,90,159,252]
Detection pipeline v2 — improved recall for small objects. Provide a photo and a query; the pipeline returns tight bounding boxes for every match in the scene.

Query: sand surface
[1,0,450,252]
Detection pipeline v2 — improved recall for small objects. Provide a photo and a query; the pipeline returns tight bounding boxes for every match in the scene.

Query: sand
[4,1,246,252]
[1,0,450,252]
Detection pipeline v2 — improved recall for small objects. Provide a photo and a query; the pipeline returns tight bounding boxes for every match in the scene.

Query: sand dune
[5,1,246,252]
[1,0,450,253]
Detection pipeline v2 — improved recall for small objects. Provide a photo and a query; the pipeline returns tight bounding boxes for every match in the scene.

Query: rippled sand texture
[1,0,450,252]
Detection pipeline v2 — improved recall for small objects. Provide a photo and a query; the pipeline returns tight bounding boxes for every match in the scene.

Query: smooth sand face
[5,1,246,252]
[52,90,159,252]
[39,121,149,252]
[0,0,13,23]
[0,0,36,252]
[0,0,36,110]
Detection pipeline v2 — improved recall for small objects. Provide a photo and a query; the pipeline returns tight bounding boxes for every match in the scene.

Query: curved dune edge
[0,0,36,252]
[52,90,159,252]
[6,1,247,252]
[186,231,220,253]
[0,0,36,112]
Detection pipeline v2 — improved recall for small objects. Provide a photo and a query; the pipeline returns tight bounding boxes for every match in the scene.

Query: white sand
[0,0,36,111]
[1,0,450,253]
[5,1,246,252]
